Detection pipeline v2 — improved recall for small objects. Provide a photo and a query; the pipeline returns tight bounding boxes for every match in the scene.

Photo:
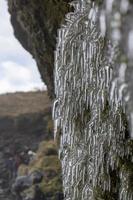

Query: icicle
[54,0,132,199]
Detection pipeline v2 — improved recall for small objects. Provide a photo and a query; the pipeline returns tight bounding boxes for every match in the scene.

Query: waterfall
[54,0,133,199]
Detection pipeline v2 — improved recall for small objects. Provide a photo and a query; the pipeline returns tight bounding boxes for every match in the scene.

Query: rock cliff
[7,0,72,99]
[5,0,133,199]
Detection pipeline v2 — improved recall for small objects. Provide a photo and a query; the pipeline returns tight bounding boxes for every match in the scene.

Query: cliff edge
[7,0,72,99]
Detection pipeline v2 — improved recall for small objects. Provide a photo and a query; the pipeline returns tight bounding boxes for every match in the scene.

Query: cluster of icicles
[54,0,132,199]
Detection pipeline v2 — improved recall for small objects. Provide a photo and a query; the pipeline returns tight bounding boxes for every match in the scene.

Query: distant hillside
[0,91,53,152]
[0,91,52,117]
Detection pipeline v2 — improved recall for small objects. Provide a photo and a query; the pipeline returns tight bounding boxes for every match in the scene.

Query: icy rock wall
[54,0,133,199]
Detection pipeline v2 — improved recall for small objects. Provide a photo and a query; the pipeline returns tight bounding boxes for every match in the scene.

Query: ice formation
[54,0,133,199]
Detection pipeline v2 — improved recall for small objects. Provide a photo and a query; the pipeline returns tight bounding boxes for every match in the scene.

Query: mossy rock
[19,140,62,199]
[18,164,29,176]
[36,140,58,158]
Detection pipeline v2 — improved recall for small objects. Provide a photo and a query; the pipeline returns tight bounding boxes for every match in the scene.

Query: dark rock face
[12,176,33,194]
[32,185,46,200]
[12,171,43,194]
[7,0,72,99]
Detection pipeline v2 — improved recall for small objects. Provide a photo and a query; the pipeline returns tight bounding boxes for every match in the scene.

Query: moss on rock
[18,140,63,199]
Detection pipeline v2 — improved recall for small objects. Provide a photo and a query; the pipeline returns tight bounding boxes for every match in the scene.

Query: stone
[7,0,72,99]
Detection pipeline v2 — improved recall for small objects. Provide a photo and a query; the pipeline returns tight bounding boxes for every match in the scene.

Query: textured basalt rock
[7,0,72,99]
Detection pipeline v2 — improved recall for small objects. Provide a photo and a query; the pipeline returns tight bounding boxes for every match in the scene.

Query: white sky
[0,0,46,94]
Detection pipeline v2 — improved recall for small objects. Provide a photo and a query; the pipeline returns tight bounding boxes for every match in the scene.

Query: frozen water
[54,0,133,199]
[128,30,133,59]
[100,10,106,37]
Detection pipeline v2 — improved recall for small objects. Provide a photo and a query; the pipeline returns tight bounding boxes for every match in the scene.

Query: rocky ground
[0,91,63,200]
[15,141,63,200]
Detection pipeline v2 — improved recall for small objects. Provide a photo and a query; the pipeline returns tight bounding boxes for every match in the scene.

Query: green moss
[93,186,116,200]
[19,140,62,198]
[83,106,91,125]
[121,111,130,139]
[18,164,29,176]
[22,186,35,199]
[35,141,58,158]
[47,119,54,134]
[31,149,62,197]
[75,107,91,134]
[101,99,110,122]
[40,176,62,194]
[120,161,133,192]
[29,142,61,177]
[30,156,60,172]
[126,140,133,155]
[93,186,106,200]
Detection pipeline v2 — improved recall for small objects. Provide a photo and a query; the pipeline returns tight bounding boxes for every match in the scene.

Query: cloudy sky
[0,0,45,94]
